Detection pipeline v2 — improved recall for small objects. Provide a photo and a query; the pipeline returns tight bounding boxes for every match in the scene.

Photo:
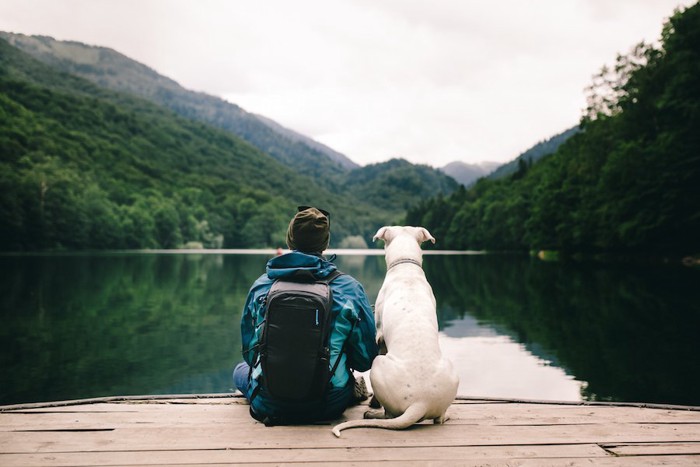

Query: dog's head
[372,226,436,247]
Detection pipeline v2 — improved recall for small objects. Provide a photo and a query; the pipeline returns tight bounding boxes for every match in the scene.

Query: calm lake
[1,252,698,407]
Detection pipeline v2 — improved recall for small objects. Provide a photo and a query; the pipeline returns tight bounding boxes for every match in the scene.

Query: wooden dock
[1,394,699,465]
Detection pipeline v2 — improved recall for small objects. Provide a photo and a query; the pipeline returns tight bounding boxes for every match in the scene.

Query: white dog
[332,226,459,437]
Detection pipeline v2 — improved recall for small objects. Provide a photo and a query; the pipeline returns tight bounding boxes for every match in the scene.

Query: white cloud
[0,0,693,167]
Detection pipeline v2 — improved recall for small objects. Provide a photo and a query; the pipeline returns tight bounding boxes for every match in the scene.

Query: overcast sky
[0,0,694,167]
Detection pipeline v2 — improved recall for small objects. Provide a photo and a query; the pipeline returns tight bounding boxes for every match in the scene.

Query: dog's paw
[363,409,386,420]
[433,413,449,424]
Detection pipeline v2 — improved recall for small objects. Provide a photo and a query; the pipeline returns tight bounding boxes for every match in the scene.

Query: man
[233,206,378,423]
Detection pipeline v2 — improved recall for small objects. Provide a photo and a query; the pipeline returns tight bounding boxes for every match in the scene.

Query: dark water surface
[1,252,698,406]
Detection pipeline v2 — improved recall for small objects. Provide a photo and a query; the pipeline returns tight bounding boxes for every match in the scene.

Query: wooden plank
[514,457,700,466]
[0,444,609,466]
[1,399,246,413]
[1,454,699,466]
[0,406,253,431]
[603,442,700,456]
[446,403,700,425]
[2,402,697,431]
[1,398,698,467]
[0,395,243,412]
[1,421,699,453]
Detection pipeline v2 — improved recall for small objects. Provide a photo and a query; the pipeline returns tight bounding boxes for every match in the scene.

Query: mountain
[0,32,357,187]
[0,36,460,251]
[486,126,580,181]
[439,127,579,187]
[343,159,459,213]
[439,161,500,186]
[0,37,388,250]
[0,32,458,213]
[406,3,700,255]
[252,113,357,170]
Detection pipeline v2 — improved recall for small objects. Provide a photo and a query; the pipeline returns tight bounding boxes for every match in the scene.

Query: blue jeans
[232,361,354,422]
[233,361,251,394]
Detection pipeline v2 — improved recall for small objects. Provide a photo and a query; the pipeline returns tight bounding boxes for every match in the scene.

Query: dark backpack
[258,270,344,402]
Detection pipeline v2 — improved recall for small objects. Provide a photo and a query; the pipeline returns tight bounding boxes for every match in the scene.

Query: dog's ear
[372,225,393,244]
[418,227,436,244]
[373,226,389,243]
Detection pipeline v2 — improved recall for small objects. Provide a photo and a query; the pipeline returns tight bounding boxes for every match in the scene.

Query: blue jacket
[240,251,378,419]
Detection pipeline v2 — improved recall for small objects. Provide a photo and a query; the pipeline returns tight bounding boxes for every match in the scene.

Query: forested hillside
[0,33,459,204]
[0,37,459,251]
[0,38,392,250]
[343,158,459,212]
[0,32,357,188]
[486,126,580,181]
[407,4,700,256]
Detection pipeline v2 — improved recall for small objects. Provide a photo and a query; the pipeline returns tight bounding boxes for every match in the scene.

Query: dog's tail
[331,402,427,438]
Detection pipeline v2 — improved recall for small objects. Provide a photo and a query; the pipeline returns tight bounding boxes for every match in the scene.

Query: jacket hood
[265,251,337,281]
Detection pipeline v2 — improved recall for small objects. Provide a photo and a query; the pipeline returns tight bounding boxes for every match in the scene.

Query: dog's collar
[387,258,423,270]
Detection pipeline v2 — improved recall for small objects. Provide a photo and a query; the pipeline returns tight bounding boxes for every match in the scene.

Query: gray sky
[0,0,693,167]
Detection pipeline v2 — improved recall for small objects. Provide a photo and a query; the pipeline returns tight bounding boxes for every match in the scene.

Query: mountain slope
[486,126,580,181]
[406,3,700,255]
[344,159,459,213]
[1,31,462,214]
[0,38,387,250]
[0,32,357,187]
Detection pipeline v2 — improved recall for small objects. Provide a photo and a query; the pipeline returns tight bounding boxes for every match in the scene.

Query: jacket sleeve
[345,280,379,371]
[240,275,272,366]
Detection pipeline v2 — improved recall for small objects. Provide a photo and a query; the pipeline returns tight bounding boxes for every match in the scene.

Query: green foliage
[0,36,460,251]
[0,31,356,189]
[343,158,459,213]
[486,126,580,182]
[408,4,700,255]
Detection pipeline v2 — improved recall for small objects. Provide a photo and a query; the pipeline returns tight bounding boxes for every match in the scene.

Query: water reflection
[1,252,698,406]
[0,254,261,404]
[439,315,584,401]
[425,254,700,406]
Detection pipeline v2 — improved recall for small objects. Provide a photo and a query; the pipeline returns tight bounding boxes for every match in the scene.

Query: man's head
[286,206,330,253]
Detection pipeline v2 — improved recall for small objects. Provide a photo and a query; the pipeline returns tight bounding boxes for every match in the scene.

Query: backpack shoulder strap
[318,269,343,284]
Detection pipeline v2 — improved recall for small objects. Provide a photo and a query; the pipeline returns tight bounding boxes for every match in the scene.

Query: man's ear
[418,227,436,244]
[373,226,389,243]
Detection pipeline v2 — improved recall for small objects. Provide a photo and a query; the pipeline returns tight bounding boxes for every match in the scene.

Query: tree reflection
[0,254,262,405]
[424,255,700,406]
[2,253,697,406]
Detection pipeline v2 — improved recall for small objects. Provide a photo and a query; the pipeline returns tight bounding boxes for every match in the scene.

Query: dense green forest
[0,31,358,187]
[342,158,458,212]
[408,4,700,256]
[0,38,456,251]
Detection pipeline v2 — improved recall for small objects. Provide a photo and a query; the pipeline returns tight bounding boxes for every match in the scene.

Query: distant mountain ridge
[438,128,578,187]
[439,160,501,186]
[252,113,357,170]
[486,126,580,181]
